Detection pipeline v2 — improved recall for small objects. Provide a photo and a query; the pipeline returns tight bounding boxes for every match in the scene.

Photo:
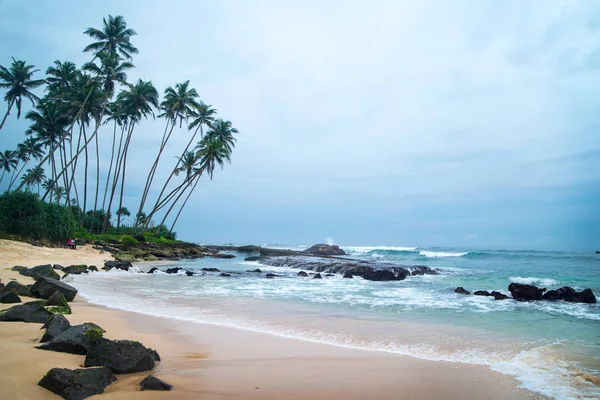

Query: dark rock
[220,273,231,277]
[185,270,194,276]
[103,260,132,271]
[244,256,260,262]
[88,265,98,272]
[363,270,399,281]
[325,273,334,277]
[211,253,236,259]
[165,267,182,274]
[140,375,173,391]
[491,291,509,300]
[247,268,262,273]
[85,338,156,373]
[46,291,69,307]
[343,272,353,278]
[63,265,89,275]
[474,290,491,296]
[0,283,4,290]
[304,244,346,256]
[543,286,596,303]
[30,277,77,302]
[37,323,104,354]
[455,287,470,295]
[297,271,309,277]
[201,268,220,272]
[53,264,65,271]
[0,291,21,303]
[38,367,116,400]
[0,303,52,323]
[11,266,28,272]
[508,283,545,301]
[147,267,159,274]
[266,273,278,278]
[149,348,161,362]
[313,273,323,279]
[20,264,61,281]
[40,314,71,343]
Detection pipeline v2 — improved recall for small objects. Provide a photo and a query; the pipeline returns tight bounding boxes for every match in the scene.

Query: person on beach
[67,238,76,250]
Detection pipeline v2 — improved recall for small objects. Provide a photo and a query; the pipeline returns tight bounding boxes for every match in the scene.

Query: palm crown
[83,15,138,60]
[0,58,45,129]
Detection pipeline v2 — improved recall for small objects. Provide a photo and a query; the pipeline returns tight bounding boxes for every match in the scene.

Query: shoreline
[0,239,547,399]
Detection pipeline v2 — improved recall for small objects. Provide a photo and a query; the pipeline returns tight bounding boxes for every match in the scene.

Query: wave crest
[509,277,558,287]
[419,251,468,258]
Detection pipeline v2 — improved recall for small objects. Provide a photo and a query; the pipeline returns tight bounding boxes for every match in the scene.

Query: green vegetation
[0,15,239,243]
[120,235,138,245]
[45,305,71,315]
[84,328,104,340]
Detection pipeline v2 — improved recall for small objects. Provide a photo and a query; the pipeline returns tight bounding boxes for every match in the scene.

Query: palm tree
[205,119,238,154]
[53,186,66,204]
[0,149,18,185]
[46,60,78,99]
[0,58,46,130]
[83,15,138,60]
[116,206,131,224]
[82,51,133,99]
[101,99,128,212]
[8,138,44,190]
[21,166,45,195]
[136,81,200,229]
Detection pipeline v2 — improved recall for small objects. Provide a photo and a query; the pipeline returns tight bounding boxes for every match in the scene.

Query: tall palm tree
[0,150,18,185]
[82,51,133,99]
[8,138,45,190]
[101,99,128,212]
[205,119,238,154]
[53,186,66,204]
[46,60,78,99]
[83,15,138,60]
[0,58,46,130]
[136,81,200,229]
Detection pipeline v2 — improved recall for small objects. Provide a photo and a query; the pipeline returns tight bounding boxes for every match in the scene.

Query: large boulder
[37,323,103,354]
[103,260,132,271]
[38,367,116,400]
[20,264,61,281]
[0,281,31,297]
[0,303,52,323]
[140,375,173,391]
[46,291,69,307]
[508,283,545,301]
[455,287,470,295]
[543,287,596,303]
[40,314,71,343]
[63,265,89,275]
[0,292,21,303]
[84,338,156,374]
[30,277,77,302]
[303,244,346,256]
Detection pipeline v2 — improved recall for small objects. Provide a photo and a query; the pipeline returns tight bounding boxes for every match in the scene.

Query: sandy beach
[0,239,545,399]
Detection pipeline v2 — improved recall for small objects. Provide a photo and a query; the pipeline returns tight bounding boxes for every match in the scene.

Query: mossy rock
[85,328,104,340]
[88,265,98,272]
[45,305,72,315]
[11,266,28,272]
[46,291,69,308]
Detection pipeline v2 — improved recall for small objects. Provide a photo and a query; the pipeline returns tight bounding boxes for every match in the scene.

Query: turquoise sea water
[71,245,600,400]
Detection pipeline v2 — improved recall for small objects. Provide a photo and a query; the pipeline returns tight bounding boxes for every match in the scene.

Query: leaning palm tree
[83,15,138,60]
[8,138,45,190]
[0,149,18,185]
[0,58,46,130]
[136,81,200,229]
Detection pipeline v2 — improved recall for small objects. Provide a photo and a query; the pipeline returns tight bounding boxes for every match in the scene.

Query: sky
[0,0,598,250]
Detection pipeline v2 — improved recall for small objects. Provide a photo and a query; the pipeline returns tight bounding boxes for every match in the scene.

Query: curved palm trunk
[0,100,14,131]
[0,169,6,185]
[117,125,135,234]
[168,174,201,236]
[102,124,128,233]
[102,120,119,210]
[8,159,29,190]
[81,125,89,226]
[89,128,101,233]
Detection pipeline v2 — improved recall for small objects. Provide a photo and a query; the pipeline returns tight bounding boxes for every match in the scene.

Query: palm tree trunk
[102,123,128,233]
[117,125,135,234]
[168,174,201,236]
[81,124,89,226]
[102,120,120,210]
[0,169,6,185]
[0,100,14,131]
[8,159,28,190]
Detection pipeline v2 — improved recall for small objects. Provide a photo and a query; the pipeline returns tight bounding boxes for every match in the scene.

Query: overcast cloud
[0,0,598,249]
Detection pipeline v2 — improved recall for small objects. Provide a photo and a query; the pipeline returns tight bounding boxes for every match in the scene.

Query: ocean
[69,245,600,400]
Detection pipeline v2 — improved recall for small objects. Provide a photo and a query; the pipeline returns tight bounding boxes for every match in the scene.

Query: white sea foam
[343,246,418,254]
[419,250,468,258]
[509,276,558,286]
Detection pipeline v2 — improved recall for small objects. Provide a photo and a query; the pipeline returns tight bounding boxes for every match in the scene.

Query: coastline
[0,239,546,399]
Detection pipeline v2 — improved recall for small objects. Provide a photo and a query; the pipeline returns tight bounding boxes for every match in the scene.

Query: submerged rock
[313,273,323,279]
[455,287,470,295]
[63,265,89,275]
[266,273,278,278]
[38,367,116,399]
[363,269,406,281]
[0,303,52,323]
[20,264,61,281]
[491,291,509,300]
[343,272,353,279]
[304,244,346,256]
[140,375,173,391]
[220,272,231,277]
[508,283,545,301]
[473,290,490,296]
[201,268,220,272]
[0,292,21,303]
[147,267,159,274]
[40,314,71,343]
[30,277,77,302]
[247,268,262,273]
[543,287,597,304]
[297,271,308,277]
[244,256,260,262]
[165,267,182,274]
[85,338,156,374]
[211,253,236,259]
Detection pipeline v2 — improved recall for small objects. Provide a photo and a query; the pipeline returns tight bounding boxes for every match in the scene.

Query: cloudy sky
[0,0,598,250]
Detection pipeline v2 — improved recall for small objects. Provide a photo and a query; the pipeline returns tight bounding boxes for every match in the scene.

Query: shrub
[121,235,139,245]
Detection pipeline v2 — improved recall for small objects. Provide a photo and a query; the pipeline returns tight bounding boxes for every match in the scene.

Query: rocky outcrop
[508,283,545,301]
[140,375,173,391]
[455,287,470,295]
[343,272,353,278]
[30,277,77,302]
[185,270,194,276]
[40,314,71,343]
[37,323,104,354]
[201,268,220,272]
[38,367,116,400]
[102,260,132,271]
[63,265,89,275]
[0,292,21,303]
[304,244,346,256]
[20,264,61,281]
[491,291,509,300]
[211,253,236,259]
[84,338,156,373]
[542,287,597,303]
[92,240,210,262]
[0,303,52,323]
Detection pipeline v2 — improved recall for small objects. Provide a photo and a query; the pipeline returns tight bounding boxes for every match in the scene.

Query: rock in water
[543,286,597,303]
[0,292,21,303]
[186,270,194,276]
[455,287,470,295]
[508,283,545,301]
[38,367,116,399]
[85,338,156,373]
[343,272,353,279]
[201,268,220,272]
[303,244,346,256]
[0,303,52,323]
[53,264,65,271]
[220,273,231,277]
[211,253,236,259]
[103,260,132,271]
[63,265,89,275]
[40,314,71,343]
[297,271,308,277]
[30,277,77,301]
[266,273,278,278]
[37,323,104,354]
[147,267,159,274]
[362,270,397,281]
[165,267,182,274]
[245,257,260,262]
[313,273,323,279]
[473,290,490,296]
[20,264,61,281]
[0,281,31,296]
[140,375,173,391]
[491,291,509,300]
